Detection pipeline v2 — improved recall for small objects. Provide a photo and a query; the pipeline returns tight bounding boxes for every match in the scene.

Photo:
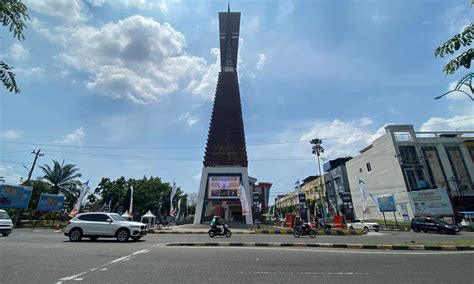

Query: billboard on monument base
[409,188,453,217]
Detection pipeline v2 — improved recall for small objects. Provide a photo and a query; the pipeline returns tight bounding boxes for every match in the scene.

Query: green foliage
[309,138,325,154]
[94,176,188,217]
[38,160,82,205]
[435,23,474,74]
[0,0,29,94]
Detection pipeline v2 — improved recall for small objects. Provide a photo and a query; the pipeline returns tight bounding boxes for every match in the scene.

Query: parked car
[64,212,148,242]
[410,217,460,235]
[0,209,14,237]
[348,219,380,232]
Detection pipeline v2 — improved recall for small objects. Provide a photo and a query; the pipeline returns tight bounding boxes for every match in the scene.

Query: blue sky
[0,0,473,201]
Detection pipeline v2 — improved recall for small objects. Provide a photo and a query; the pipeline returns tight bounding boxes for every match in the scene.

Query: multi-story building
[323,158,354,219]
[346,125,474,221]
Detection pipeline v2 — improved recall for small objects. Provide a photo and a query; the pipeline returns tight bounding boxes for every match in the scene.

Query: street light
[434,72,474,101]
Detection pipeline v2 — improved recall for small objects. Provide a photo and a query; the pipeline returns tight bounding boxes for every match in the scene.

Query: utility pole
[26,149,44,183]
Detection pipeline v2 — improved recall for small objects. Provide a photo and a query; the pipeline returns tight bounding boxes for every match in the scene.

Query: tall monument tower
[194,6,253,224]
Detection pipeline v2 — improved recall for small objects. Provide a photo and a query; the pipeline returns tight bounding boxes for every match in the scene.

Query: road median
[165,242,474,251]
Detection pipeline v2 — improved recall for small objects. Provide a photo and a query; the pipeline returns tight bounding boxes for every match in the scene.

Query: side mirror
[106,218,113,223]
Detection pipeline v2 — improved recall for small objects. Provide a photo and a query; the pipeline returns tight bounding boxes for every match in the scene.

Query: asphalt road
[1,229,473,284]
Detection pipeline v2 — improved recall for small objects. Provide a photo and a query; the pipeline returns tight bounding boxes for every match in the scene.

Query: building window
[359,168,362,173]
[366,162,372,172]
[394,131,413,142]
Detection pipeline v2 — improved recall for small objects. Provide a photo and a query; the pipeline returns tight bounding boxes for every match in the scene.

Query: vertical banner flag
[170,181,177,216]
[239,181,250,215]
[128,185,134,215]
[294,179,300,193]
[69,180,89,218]
[176,198,182,218]
[359,179,367,213]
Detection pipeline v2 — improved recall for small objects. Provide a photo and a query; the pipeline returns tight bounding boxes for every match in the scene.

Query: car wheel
[412,228,420,233]
[69,228,83,242]
[363,227,370,233]
[131,236,142,241]
[349,226,354,230]
[2,233,10,237]
[116,228,130,242]
[423,230,428,233]
[90,237,98,241]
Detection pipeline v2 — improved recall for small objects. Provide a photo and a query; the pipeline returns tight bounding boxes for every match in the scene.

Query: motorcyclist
[211,215,224,234]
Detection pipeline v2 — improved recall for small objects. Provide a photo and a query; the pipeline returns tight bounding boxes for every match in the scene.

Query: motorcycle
[293,223,317,238]
[208,224,232,238]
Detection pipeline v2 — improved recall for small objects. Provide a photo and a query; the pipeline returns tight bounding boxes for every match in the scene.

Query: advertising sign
[298,193,306,204]
[377,194,397,212]
[399,203,410,221]
[36,194,65,212]
[0,184,33,209]
[208,176,240,199]
[409,188,453,217]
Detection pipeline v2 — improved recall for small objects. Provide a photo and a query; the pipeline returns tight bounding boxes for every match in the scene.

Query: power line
[0,117,471,150]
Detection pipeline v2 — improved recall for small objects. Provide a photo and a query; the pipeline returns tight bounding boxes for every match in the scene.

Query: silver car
[0,209,14,237]
[64,212,147,242]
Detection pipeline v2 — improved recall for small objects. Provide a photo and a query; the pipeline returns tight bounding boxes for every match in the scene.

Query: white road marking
[166,245,474,255]
[56,249,150,284]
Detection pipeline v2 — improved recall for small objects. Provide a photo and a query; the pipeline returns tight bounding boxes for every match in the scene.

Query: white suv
[64,212,148,242]
[348,219,380,233]
[0,209,14,237]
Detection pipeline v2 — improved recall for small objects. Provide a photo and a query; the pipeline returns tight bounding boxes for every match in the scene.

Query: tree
[435,23,473,75]
[310,138,325,156]
[1,0,29,94]
[38,160,82,197]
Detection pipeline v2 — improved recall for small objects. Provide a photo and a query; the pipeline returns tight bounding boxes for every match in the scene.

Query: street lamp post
[434,72,474,101]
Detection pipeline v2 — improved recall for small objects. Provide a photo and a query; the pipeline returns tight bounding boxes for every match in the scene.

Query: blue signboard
[0,184,33,209]
[377,194,397,212]
[37,194,65,212]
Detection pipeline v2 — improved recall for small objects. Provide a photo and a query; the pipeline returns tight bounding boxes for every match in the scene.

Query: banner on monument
[208,176,240,199]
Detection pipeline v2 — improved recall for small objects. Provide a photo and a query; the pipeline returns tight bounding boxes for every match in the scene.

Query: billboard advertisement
[36,194,65,212]
[208,176,240,199]
[409,188,453,217]
[0,184,33,209]
[377,194,397,212]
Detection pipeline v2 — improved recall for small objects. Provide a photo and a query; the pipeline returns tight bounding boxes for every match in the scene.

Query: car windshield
[110,214,127,221]
[0,212,10,220]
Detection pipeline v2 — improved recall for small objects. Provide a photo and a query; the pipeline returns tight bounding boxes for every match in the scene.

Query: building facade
[323,158,354,219]
[346,125,474,221]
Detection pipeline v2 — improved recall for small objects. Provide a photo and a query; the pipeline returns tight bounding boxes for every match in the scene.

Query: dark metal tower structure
[203,6,247,167]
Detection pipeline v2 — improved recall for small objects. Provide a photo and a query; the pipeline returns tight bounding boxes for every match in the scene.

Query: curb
[151,231,256,234]
[165,242,474,251]
[254,229,365,236]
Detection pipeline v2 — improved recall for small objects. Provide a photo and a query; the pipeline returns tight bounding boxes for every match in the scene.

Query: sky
[0,0,473,202]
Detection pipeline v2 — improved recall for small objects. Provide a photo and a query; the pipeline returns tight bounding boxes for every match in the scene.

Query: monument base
[193,166,253,225]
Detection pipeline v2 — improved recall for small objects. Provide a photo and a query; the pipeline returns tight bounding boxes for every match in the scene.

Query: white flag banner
[170,181,177,216]
[239,181,251,216]
[359,179,367,213]
[69,180,89,218]
[128,185,134,215]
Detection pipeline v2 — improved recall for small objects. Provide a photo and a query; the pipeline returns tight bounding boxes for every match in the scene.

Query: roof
[142,210,155,218]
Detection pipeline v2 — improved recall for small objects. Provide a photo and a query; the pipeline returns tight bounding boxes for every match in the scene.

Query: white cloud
[0,130,21,139]
[0,165,23,185]
[55,127,85,144]
[277,0,295,21]
[185,48,220,100]
[87,0,106,6]
[193,172,201,182]
[9,43,29,61]
[256,53,266,71]
[300,118,383,158]
[420,115,474,132]
[35,15,214,104]
[120,0,148,9]
[24,0,90,22]
[387,106,400,115]
[16,66,45,76]
[179,112,199,126]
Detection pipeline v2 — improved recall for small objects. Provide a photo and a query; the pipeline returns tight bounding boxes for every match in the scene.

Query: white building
[346,125,474,221]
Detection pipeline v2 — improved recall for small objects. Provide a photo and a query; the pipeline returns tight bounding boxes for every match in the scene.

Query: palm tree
[310,138,325,156]
[39,160,82,196]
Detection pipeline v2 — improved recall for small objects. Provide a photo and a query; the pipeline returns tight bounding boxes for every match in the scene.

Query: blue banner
[37,194,65,212]
[377,194,397,212]
[0,184,33,209]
